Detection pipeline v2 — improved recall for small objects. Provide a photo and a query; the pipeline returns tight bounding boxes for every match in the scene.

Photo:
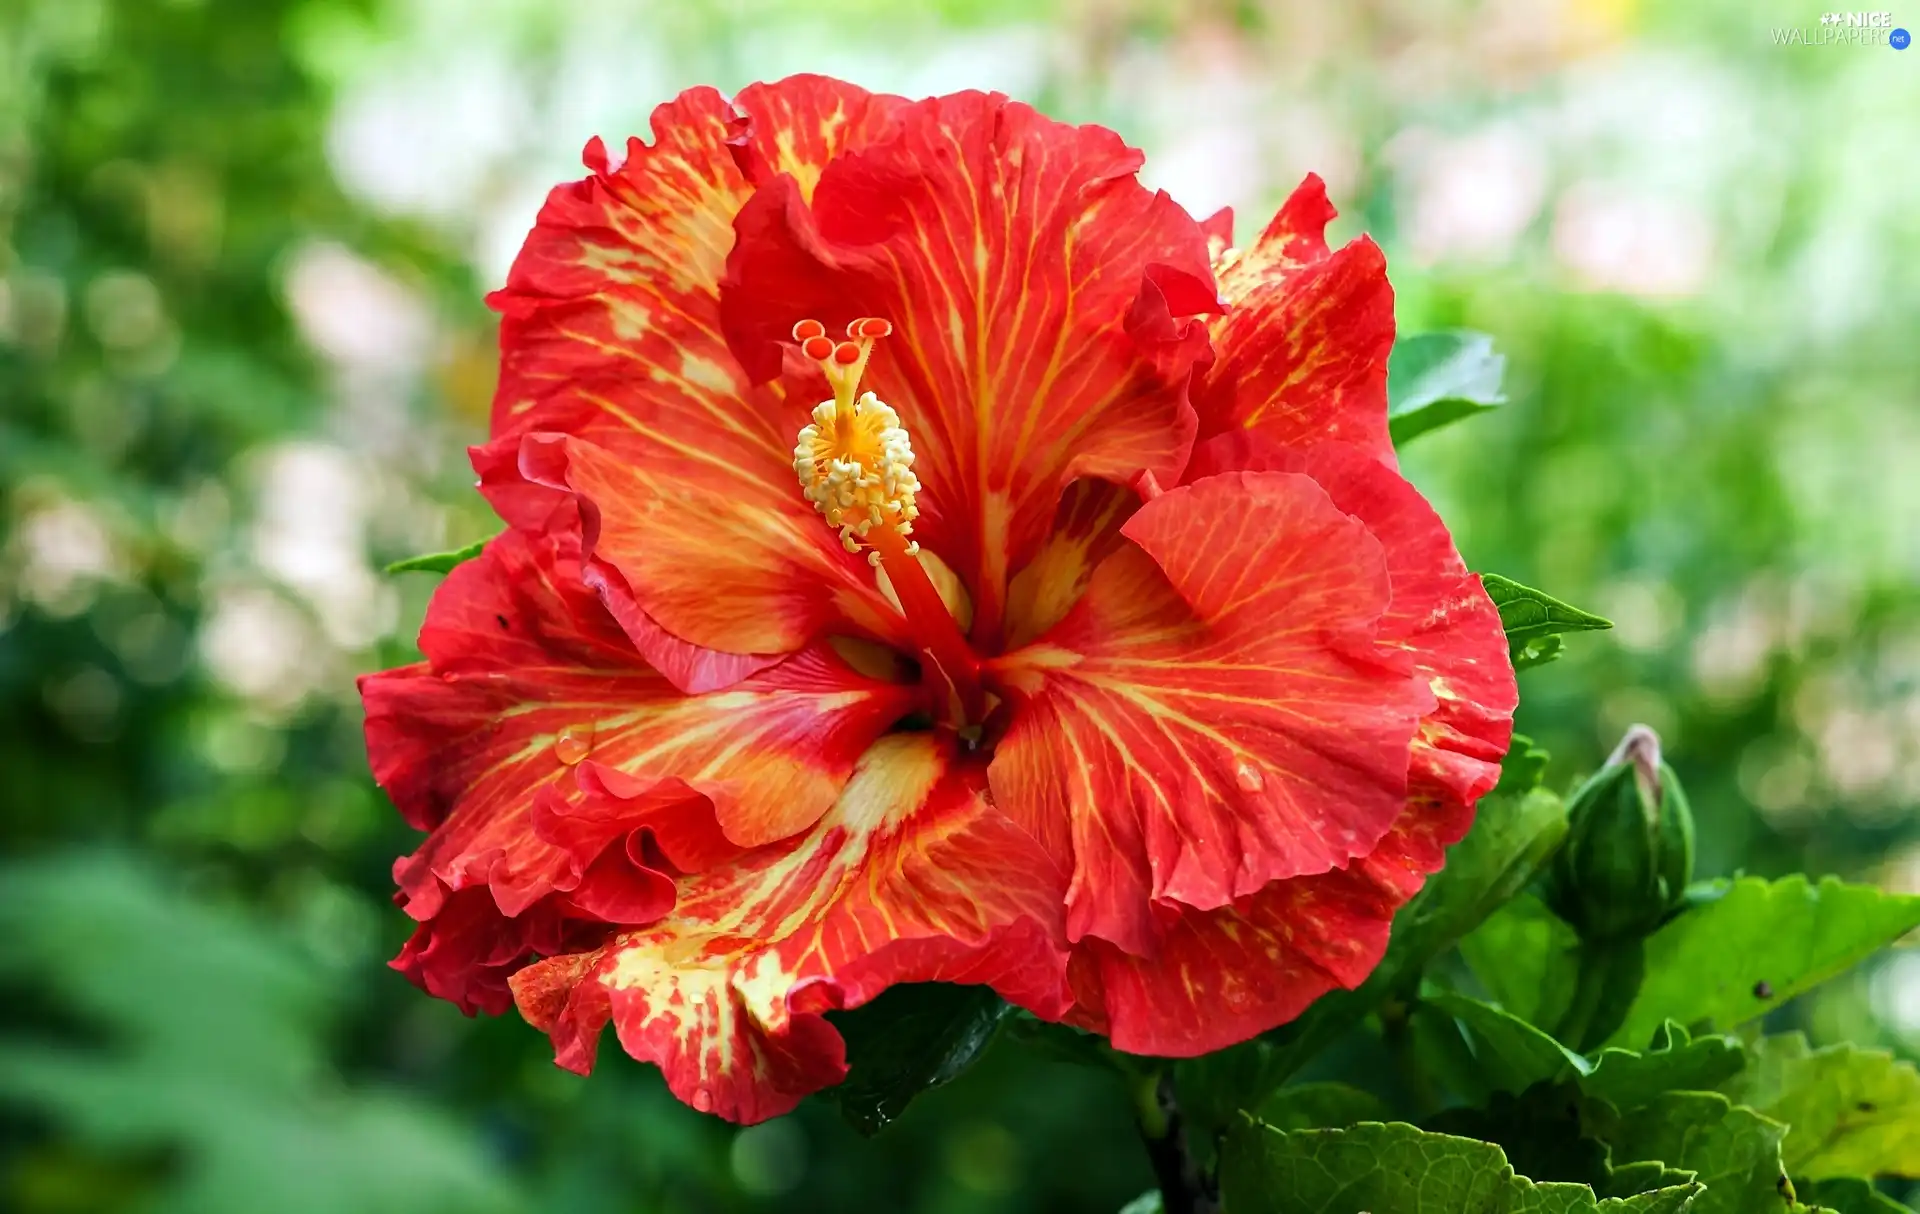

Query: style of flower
[359,75,1518,1124]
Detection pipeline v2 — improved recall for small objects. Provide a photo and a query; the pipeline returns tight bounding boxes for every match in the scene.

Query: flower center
[789,317,985,732]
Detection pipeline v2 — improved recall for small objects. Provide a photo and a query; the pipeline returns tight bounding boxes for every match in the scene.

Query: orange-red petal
[720,91,1221,646]
[1185,433,1518,807]
[360,516,918,953]
[1000,477,1139,651]
[985,471,1434,956]
[510,734,1069,1124]
[482,78,905,667]
[510,430,905,670]
[1053,440,1518,1053]
[1198,205,1235,263]
[486,86,749,454]
[1190,174,1395,462]
[725,75,904,202]
[391,888,584,1018]
[1063,786,1468,1054]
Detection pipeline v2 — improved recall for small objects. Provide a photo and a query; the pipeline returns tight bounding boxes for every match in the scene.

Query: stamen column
[790,317,986,726]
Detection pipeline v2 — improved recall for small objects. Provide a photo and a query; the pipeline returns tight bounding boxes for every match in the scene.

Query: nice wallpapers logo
[1772,10,1913,45]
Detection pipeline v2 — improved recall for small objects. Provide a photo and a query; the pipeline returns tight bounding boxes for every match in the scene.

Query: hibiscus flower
[359,74,1517,1125]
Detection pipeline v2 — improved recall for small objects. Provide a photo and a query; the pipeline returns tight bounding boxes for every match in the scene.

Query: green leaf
[1605,1189,1712,1214]
[1480,574,1614,670]
[1381,785,1572,977]
[1604,1162,1706,1202]
[1425,1081,1613,1191]
[1424,994,1591,1096]
[384,535,491,575]
[1219,1120,1701,1213]
[1005,1013,1116,1071]
[1460,894,1582,1030]
[1499,734,1554,795]
[1388,330,1508,447]
[1606,875,1920,1048]
[1515,634,1567,669]
[1724,1034,1920,1180]
[823,983,1012,1135]
[1583,1022,1748,1115]
[1608,1091,1792,1214]
[1176,1041,1291,1144]
[1799,1178,1917,1214]
[1254,1082,1392,1132]
[1410,995,1496,1106]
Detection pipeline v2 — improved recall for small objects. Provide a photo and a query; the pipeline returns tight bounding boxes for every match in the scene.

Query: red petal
[361,511,635,837]
[507,429,906,671]
[1186,434,1518,808]
[1066,792,1466,1054]
[720,92,1220,646]
[561,841,679,925]
[726,75,905,201]
[527,773,708,923]
[985,471,1433,956]
[1190,174,1395,462]
[1000,477,1139,651]
[482,78,903,664]
[361,518,917,949]
[578,552,783,694]
[1060,440,1518,1052]
[391,887,588,1018]
[510,734,1069,1124]
[468,445,786,694]
[486,86,748,452]
[1198,206,1234,262]
[568,763,743,874]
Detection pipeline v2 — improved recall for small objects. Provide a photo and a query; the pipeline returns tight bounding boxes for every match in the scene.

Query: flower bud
[1544,725,1695,943]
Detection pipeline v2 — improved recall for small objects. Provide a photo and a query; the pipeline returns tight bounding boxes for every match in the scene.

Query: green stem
[1132,1067,1219,1214]
[1554,938,1648,1052]
[1381,997,1441,1119]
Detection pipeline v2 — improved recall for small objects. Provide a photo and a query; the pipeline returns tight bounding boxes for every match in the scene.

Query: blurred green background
[3,0,1916,1210]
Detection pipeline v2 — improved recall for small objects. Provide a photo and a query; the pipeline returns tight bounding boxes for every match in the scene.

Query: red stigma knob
[849,317,893,339]
[831,341,862,366]
[792,318,827,342]
[801,335,836,361]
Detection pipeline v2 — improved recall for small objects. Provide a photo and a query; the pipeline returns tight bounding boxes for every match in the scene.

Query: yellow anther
[792,392,921,564]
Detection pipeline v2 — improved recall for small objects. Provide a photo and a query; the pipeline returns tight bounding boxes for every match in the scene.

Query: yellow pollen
[792,391,920,564]
[789,317,920,565]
